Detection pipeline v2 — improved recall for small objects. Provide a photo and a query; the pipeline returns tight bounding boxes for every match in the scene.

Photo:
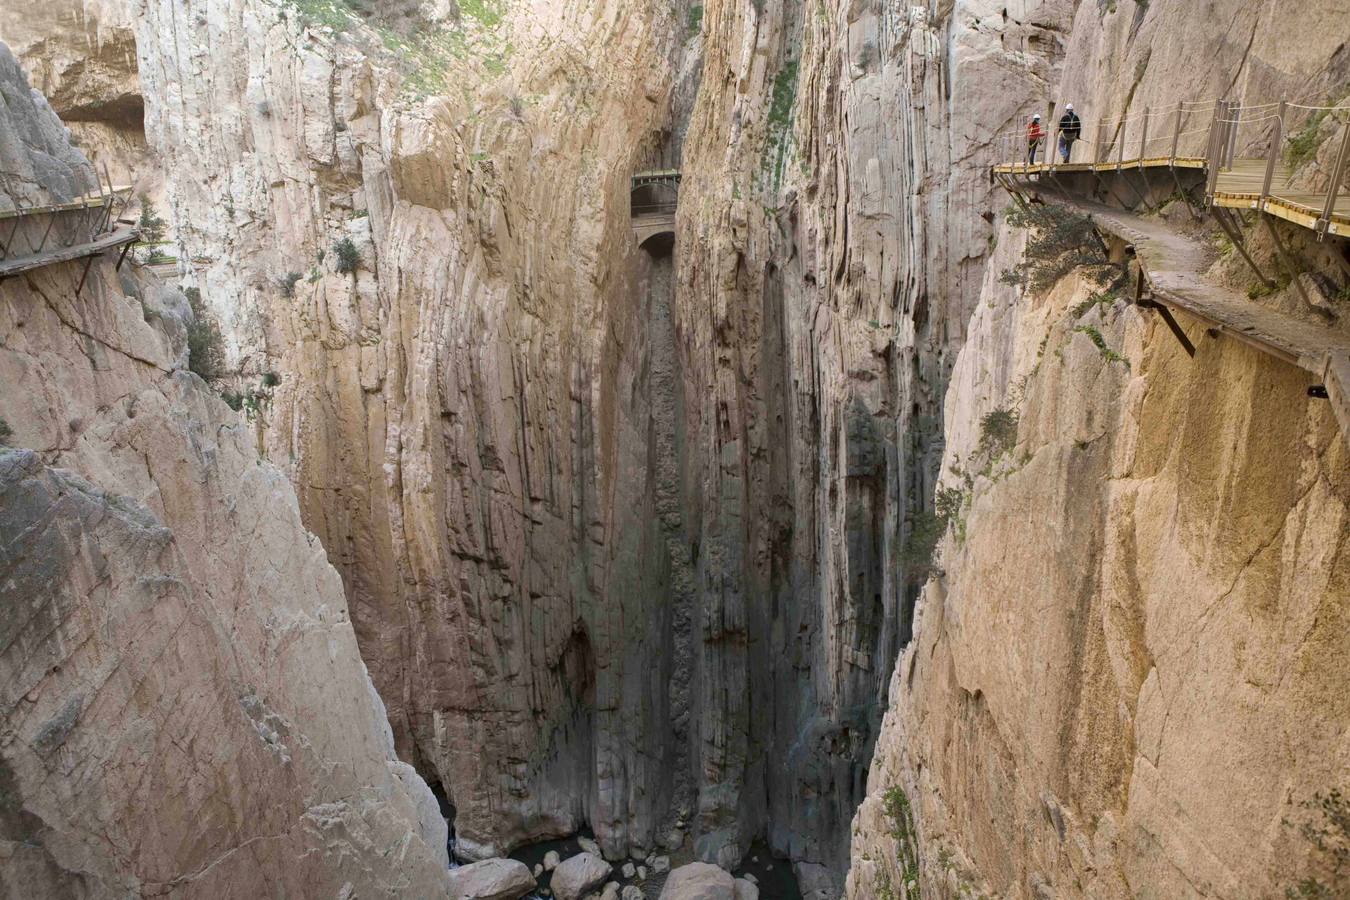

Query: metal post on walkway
[1226,102,1241,169]
[1204,100,1223,203]
[1096,122,1105,165]
[1170,102,1184,165]
[1261,101,1286,208]
[1140,107,1150,163]
[1316,120,1350,239]
[1117,118,1126,171]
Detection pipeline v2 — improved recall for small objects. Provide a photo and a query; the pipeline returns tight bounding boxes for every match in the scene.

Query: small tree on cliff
[1000,204,1121,294]
[184,288,225,383]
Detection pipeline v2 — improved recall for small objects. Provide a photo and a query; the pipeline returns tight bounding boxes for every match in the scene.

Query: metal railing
[631,202,678,217]
[0,162,133,261]
[996,96,1350,239]
[1204,98,1350,238]
[996,100,1219,169]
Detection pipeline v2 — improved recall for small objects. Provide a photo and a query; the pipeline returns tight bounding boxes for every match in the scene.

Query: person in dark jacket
[1058,104,1082,162]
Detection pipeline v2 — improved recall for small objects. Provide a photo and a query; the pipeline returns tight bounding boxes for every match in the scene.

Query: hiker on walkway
[1059,104,1082,162]
[1027,114,1044,164]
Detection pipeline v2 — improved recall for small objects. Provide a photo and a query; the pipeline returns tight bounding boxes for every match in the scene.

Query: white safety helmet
[1066,103,1074,111]
[1032,114,1041,121]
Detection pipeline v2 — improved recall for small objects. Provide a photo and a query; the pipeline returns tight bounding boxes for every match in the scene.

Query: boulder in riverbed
[658,862,735,900]
[446,858,536,900]
[544,850,561,871]
[552,852,613,900]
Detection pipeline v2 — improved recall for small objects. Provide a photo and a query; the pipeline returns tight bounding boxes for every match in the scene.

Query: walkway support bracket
[1211,206,1275,288]
[1135,266,1196,357]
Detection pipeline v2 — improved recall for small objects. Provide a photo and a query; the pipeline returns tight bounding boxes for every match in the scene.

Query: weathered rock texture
[0,47,450,897]
[0,0,152,190]
[847,2,1350,897]
[122,0,1059,887]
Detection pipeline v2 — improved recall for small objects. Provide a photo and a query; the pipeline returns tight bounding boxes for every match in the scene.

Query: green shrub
[184,288,226,382]
[1073,324,1130,367]
[137,195,167,244]
[1287,112,1331,170]
[903,486,970,583]
[332,237,361,275]
[279,271,303,298]
[978,408,1020,457]
[688,4,704,34]
[260,371,281,388]
[1071,290,1119,319]
[882,785,920,890]
[0,417,12,446]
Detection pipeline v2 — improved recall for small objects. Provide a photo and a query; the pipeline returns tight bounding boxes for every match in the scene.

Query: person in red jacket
[1027,114,1044,164]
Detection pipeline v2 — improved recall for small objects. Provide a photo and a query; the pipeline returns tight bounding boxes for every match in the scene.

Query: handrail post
[1260,101,1286,209]
[1317,120,1350,239]
[1170,102,1184,165]
[1050,127,1060,170]
[1095,123,1105,165]
[1117,117,1126,171]
[1140,107,1150,163]
[1204,99,1223,203]
[1226,102,1241,169]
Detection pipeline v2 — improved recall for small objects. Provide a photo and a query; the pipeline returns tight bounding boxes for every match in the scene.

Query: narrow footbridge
[0,173,137,293]
[631,170,680,250]
[991,97,1350,443]
[993,99,1350,238]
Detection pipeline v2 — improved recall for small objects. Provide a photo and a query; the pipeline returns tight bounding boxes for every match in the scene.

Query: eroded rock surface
[0,46,449,898]
[446,858,536,900]
[846,3,1350,897]
[658,863,734,900]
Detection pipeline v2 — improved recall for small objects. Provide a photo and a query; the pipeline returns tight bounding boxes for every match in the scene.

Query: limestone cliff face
[847,2,1350,898]
[124,0,1056,883]
[0,48,449,897]
[664,0,1074,882]
[131,0,703,864]
[0,0,152,193]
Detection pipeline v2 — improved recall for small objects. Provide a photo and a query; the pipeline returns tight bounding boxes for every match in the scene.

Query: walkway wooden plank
[0,227,139,279]
[992,158,1205,177]
[1208,158,1349,236]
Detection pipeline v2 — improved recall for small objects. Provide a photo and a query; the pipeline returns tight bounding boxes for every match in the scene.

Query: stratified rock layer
[0,46,449,898]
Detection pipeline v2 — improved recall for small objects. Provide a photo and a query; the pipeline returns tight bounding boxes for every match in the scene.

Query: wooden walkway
[1207,158,1350,237]
[0,226,139,280]
[0,185,133,221]
[991,157,1350,238]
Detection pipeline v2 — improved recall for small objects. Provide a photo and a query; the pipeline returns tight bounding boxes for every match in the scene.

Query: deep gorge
[1,1,1347,899]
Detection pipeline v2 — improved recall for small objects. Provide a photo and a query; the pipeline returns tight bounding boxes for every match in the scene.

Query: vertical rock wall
[121,0,1072,887]
[0,46,450,898]
[669,0,1068,880]
[846,2,1350,897]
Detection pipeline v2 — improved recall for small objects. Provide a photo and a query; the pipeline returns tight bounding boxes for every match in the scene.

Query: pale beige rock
[552,853,613,900]
[846,3,1350,899]
[0,46,450,899]
[447,858,537,900]
[658,863,735,900]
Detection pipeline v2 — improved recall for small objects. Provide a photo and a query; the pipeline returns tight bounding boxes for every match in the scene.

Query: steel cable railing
[995,96,1350,238]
